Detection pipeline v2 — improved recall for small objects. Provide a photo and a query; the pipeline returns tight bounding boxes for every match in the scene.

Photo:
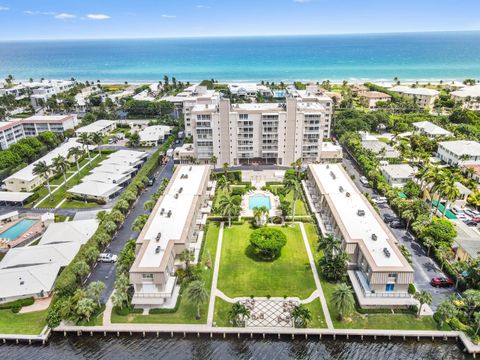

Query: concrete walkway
[103,296,113,326]
[33,153,100,209]
[298,222,333,329]
[19,297,52,314]
[206,222,224,326]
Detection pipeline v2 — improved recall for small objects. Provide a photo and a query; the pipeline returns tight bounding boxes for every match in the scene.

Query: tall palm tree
[186,280,209,320]
[414,290,432,318]
[291,304,312,328]
[78,132,93,166]
[401,208,416,230]
[179,249,195,270]
[468,191,480,209]
[52,155,69,185]
[90,132,103,148]
[228,302,250,327]
[218,194,241,227]
[439,174,461,218]
[33,161,53,199]
[68,146,84,178]
[331,283,355,321]
[209,155,218,169]
[217,174,230,194]
[253,206,268,227]
[284,176,301,224]
[317,234,341,256]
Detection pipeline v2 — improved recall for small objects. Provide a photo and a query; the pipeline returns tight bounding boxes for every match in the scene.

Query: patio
[239,298,299,328]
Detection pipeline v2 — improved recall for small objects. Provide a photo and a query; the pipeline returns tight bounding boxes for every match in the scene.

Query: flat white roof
[451,85,480,98]
[107,149,147,161]
[0,243,81,269]
[24,115,74,122]
[76,120,115,134]
[38,219,98,246]
[438,140,480,157]
[0,263,60,299]
[412,121,452,136]
[5,138,95,182]
[381,164,415,179]
[94,164,136,175]
[83,172,129,185]
[389,85,439,97]
[0,192,33,202]
[138,125,172,142]
[310,164,404,268]
[68,181,121,198]
[138,165,210,269]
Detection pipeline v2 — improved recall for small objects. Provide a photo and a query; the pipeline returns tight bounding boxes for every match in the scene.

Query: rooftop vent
[383,248,391,257]
[20,280,24,285]
[330,171,336,180]
[346,192,351,198]
[189,166,192,171]
[339,186,344,193]
[155,246,161,254]
[326,164,330,169]
[174,193,179,199]
[179,187,183,193]
[167,210,172,218]
[371,234,377,241]
[357,209,365,216]
[160,208,165,215]
[156,233,161,242]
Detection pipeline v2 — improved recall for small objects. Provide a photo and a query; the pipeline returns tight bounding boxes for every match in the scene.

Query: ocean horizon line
[1,29,480,43]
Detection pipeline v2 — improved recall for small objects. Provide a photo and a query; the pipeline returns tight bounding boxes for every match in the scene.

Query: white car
[98,253,118,263]
[373,197,388,205]
[360,176,369,186]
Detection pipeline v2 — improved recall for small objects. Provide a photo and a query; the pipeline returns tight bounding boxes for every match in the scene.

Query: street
[85,158,175,303]
[342,153,455,309]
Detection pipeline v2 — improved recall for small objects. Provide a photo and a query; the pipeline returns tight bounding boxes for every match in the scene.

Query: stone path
[102,296,113,326]
[206,222,224,326]
[298,222,333,329]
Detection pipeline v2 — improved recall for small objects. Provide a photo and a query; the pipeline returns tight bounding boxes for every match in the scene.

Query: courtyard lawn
[112,222,220,325]
[217,223,317,299]
[0,309,47,335]
[303,222,446,331]
[33,152,109,209]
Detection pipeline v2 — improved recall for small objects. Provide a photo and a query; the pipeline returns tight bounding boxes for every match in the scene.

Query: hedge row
[53,132,177,298]
[211,170,242,182]
[0,297,34,310]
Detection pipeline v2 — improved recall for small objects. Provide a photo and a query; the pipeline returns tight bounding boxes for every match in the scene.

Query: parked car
[390,220,406,229]
[373,196,388,205]
[464,220,478,227]
[360,176,369,186]
[471,217,480,223]
[147,177,156,186]
[430,277,454,288]
[98,253,117,263]
[383,214,399,223]
[464,209,478,217]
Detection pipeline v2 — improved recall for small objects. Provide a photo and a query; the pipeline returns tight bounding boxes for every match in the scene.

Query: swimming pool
[0,219,37,241]
[249,195,271,210]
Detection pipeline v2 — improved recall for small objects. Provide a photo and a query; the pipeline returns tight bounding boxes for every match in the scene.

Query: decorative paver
[241,298,299,328]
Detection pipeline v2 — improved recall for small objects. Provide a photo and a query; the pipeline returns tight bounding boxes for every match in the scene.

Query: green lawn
[303,222,445,331]
[217,223,316,299]
[112,222,221,324]
[0,310,47,335]
[33,152,109,209]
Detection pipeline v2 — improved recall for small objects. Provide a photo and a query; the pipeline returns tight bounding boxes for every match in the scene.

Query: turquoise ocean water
[0,32,480,82]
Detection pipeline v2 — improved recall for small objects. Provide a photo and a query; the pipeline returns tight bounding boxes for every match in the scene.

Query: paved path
[298,222,333,329]
[103,296,113,326]
[33,153,100,209]
[207,222,224,326]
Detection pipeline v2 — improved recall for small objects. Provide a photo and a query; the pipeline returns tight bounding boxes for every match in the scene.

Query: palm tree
[68,146,84,178]
[284,176,301,224]
[228,302,250,327]
[401,209,415,230]
[423,236,435,256]
[209,155,218,169]
[78,133,93,166]
[331,283,355,321]
[468,191,480,209]
[218,194,241,227]
[186,280,209,320]
[90,132,103,148]
[318,234,342,256]
[179,249,195,270]
[32,161,52,199]
[414,290,432,318]
[435,297,458,328]
[217,174,230,194]
[253,206,268,227]
[439,174,461,218]
[52,155,69,185]
[291,304,312,328]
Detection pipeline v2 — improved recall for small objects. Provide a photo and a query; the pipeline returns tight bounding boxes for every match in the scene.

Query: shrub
[408,283,416,295]
[249,228,287,260]
[0,297,34,310]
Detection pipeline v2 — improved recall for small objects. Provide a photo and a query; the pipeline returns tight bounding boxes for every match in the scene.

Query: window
[142,273,154,280]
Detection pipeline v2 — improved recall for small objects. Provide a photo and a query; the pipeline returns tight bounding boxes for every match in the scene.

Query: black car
[464,220,478,227]
[383,214,399,223]
[390,220,406,229]
[147,177,156,186]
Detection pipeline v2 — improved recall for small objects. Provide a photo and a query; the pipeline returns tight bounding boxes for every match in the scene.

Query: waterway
[0,334,470,359]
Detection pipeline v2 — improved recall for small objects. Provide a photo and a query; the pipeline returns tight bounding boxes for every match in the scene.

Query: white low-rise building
[228,83,273,97]
[76,119,116,136]
[451,85,480,110]
[389,85,439,109]
[129,165,213,307]
[359,91,391,109]
[304,164,415,308]
[437,140,480,165]
[3,138,95,192]
[138,125,172,147]
[380,164,415,188]
[412,121,452,138]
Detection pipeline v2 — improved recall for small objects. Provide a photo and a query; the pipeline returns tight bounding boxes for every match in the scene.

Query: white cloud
[0,6,9,11]
[161,14,176,18]
[293,0,312,2]
[87,14,110,20]
[55,13,76,20]
[24,10,55,15]
[196,5,210,9]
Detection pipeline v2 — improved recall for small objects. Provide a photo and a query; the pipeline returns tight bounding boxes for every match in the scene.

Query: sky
[0,0,479,41]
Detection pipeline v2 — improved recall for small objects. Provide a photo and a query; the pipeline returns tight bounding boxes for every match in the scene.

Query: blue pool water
[249,195,271,210]
[0,219,36,241]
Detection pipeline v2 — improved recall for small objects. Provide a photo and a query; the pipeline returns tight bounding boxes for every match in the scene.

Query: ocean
[0,32,480,82]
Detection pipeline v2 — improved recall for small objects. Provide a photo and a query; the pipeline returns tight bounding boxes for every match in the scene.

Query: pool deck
[0,219,44,249]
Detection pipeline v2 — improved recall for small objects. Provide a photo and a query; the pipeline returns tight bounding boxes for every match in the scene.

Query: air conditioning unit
[167,210,172,218]
[357,209,365,216]
[346,192,351,197]
[174,193,179,199]
[179,187,183,193]
[371,234,377,241]
[339,186,344,193]
[156,233,161,242]
[160,208,165,215]
[155,246,161,254]
[383,248,391,257]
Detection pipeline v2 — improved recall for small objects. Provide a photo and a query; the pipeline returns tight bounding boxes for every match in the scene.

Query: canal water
[0,334,470,359]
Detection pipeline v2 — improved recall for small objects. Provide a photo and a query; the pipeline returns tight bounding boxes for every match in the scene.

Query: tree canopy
[249,228,287,260]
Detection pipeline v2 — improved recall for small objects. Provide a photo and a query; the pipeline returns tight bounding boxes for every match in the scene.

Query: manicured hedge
[0,297,34,310]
